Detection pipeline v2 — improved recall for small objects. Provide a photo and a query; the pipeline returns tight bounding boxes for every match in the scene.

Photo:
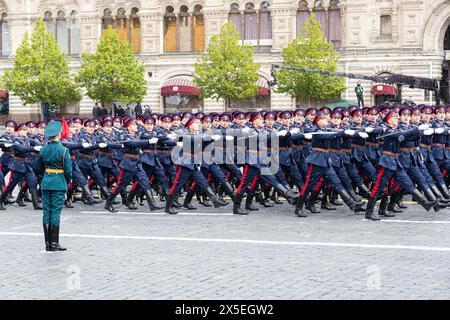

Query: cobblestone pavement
[1,196,450,300]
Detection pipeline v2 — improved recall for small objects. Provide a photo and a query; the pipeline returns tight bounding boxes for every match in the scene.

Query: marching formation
[1,105,450,226]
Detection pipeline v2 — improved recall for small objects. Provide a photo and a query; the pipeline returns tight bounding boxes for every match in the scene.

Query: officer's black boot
[43,224,50,252]
[423,188,447,212]
[431,185,450,204]
[437,183,450,200]
[305,190,321,214]
[330,190,343,206]
[272,190,283,204]
[183,189,197,210]
[295,195,308,217]
[49,225,66,252]
[338,189,364,212]
[387,193,403,213]
[321,189,336,211]
[165,193,178,214]
[233,193,249,215]
[16,184,27,207]
[81,185,103,205]
[31,190,42,210]
[64,188,74,208]
[0,191,6,210]
[396,189,408,208]
[173,193,183,208]
[100,186,117,204]
[145,189,164,211]
[365,197,380,221]
[105,191,119,213]
[274,183,300,205]
[221,181,236,203]
[348,189,363,203]
[245,193,259,211]
[357,183,371,200]
[205,187,228,208]
[379,195,395,217]
[411,189,438,212]
[262,187,274,207]
[199,191,213,207]
[122,189,138,210]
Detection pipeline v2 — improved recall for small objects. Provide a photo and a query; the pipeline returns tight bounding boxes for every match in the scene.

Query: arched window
[102,8,114,32]
[228,3,242,38]
[178,6,191,52]
[164,6,177,52]
[44,11,56,38]
[56,11,68,54]
[313,0,326,35]
[243,2,257,40]
[116,8,127,42]
[193,5,205,52]
[0,13,10,57]
[130,7,141,53]
[297,0,310,35]
[69,10,80,55]
[329,0,341,48]
[259,1,272,41]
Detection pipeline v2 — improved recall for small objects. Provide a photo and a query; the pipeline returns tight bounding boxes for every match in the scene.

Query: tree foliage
[77,27,146,105]
[276,12,346,103]
[193,22,260,106]
[2,18,80,107]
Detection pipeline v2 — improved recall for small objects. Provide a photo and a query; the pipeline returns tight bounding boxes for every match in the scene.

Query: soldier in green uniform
[34,121,72,252]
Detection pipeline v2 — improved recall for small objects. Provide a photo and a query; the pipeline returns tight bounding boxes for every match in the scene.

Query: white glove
[98,143,108,148]
[33,146,42,152]
[423,128,434,136]
[365,127,374,133]
[358,132,369,139]
[82,142,91,148]
[277,130,288,137]
[241,127,250,134]
[176,142,183,147]
[418,124,430,131]
[304,133,313,140]
[4,143,13,148]
[435,128,446,134]
[290,128,300,134]
[211,135,222,141]
[167,133,177,140]
[344,129,356,136]
[149,138,159,144]
[225,135,234,141]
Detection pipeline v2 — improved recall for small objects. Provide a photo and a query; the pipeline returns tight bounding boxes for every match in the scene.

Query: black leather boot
[411,189,437,212]
[199,192,213,207]
[105,191,119,213]
[295,195,307,217]
[165,193,178,214]
[271,190,283,204]
[431,185,450,204]
[262,187,273,207]
[330,190,343,206]
[348,189,362,202]
[31,190,42,210]
[0,191,6,210]
[365,197,380,221]
[305,190,321,214]
[423,188,447,212]
[387,193,402,213]
[338,190,364,211]
[64,188,74,208]
[221,181,236,203]
[16,184,27,207]
[81,185,103,205]
[204,187,228,208]
[245,193,259,211]
[49,225,66,252]
[274,184,300,205]
[437,183,450,200]
[183,189,197,210]
[145,189,164,211]
[357,184,371,199]
[43,224,50,251]
[122,189,138,210]
[233,193,249,215]
[100,186,117,203]
[396,189,408,208]
[321,189,336,211]
[379,195,395,217]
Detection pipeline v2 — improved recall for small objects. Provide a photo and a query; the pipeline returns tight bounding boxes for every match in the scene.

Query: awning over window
[371,83,397,96]
[161,76,201,96]
[256,77,270,96]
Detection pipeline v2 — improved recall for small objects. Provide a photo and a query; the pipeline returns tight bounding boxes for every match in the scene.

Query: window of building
[44,10,80,55]
[193,5,205,52]
[164,6,177,52]
[164,95,204,113]
[101,7,141,53]
[297,0,341,48]
[0,13,10,57]
[228,2,272,48]
[380,15,392,36]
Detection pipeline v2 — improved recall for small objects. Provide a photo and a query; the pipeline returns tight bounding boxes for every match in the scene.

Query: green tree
[276,12,346,105]
[77,27,146,110]
[193,22,260,110]
[3,18,80,111]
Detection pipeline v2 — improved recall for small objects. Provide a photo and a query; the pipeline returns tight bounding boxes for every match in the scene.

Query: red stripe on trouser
[207,173,212,184]
[108,176,115,183]
[250,175,259,191]
[327,182,331,191]
[131,182,138,191]
[300,164,314,197]
[236,164,249,194]
[88,179,94,187]
[68,183,73,190]
[371,167,385,198]
[394,183,401,193]
[314,177,324,192]
[0,163,2,171]
[3,171,14,193]
[226,172,231,180]
[112,169,124,194]
[443,169,447,177]
[169,166,182,195]
[190,181,197,191]
[150,176,155,185]
[22,181,27,188]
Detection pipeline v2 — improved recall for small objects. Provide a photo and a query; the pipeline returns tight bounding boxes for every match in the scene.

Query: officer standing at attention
[34,121,72,252]
[355,81,364,108]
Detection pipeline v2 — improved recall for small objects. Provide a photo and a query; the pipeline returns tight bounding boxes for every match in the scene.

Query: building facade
[0,0,450,119]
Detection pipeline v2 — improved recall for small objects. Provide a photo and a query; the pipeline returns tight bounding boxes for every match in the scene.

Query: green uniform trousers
[42,190,65,225]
